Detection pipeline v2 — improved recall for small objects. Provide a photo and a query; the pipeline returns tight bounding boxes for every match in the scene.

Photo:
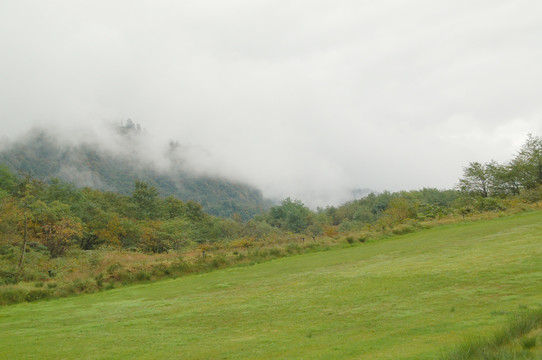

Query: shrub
[135,270,151,281]
[25,289,50,302]
[210,255,228,269]
[95,273,104,288]
[173,260,193,274]
[0,287,27,305]
[286,243,301,254]
[105,282,115,290]
[345,236,354,244]
[107,263,123,274]
[268,248,282,257]
[0,244,15,256]
[64,279,98,294]
[151,263,171,277]
[88,251,103,268]
[0,270,18,285]
[116,270,134,284]
[391,223,416,235]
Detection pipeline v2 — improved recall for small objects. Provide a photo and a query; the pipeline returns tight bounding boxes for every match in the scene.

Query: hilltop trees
[0,128,272,220]
[458,135,542,199]
[0,132,540,270]
[510,134,542,190]
[458,162,492,197]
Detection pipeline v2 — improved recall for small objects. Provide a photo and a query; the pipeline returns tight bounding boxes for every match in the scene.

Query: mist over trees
[0,126,272,220]
[1,132,542,304]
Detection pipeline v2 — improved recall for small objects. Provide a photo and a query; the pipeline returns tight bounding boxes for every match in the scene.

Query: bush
[474,197,506,212]
[173,260,193,274]
[95,273,104,288]
[0,244,15,256]
[268,248,282,257]
[0,287,27,305]
[107,263,123,274]
[391,223,416,235]
[0,270,18,285]
[151,263,171,277]
[115,270,134,284]
[25,289,50,302]
[345,236,354,244]
[286,243,301,254]
[105,282,115,290]
[210,255,228,269]
[71,279,94,293]
[135,270,151,281]
[88,251,103,268]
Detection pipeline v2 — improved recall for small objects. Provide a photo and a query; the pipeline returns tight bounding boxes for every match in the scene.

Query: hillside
[1,211,541,359]
[0,128,273,220]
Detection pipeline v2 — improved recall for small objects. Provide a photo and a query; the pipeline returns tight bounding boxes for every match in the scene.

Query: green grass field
[1,211,542,359]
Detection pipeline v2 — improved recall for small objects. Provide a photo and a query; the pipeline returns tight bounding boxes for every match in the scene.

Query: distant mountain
[0,126,273,220]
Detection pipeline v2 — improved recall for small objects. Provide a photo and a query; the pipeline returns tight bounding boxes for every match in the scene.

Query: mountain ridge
[0,127,273,220]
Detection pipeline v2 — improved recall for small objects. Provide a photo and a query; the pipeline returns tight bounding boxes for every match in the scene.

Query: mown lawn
[1,211,542,359]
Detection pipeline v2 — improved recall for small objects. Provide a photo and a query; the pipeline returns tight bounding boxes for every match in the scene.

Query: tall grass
[1,204,540,306]
[441,309,542,359]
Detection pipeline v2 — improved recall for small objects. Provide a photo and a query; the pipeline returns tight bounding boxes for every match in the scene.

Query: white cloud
[1,0,541,207]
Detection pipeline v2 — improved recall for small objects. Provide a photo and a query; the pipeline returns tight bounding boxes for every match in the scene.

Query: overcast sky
[1,1,542,206]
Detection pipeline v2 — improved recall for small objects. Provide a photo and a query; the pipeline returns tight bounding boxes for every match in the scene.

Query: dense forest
[0,133,541,304]
[0,123,272,220]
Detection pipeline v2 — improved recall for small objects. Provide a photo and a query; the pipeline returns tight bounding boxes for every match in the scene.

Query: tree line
[1,134,541,284]
[458,134,542,201]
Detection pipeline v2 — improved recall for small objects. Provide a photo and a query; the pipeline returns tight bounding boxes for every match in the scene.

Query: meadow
[1,211,542,359]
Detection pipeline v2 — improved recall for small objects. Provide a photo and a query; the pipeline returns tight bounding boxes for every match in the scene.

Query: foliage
[131,180,160,220]
[457,135,542,198]
[267,198,313,233]
[0,128,272,220]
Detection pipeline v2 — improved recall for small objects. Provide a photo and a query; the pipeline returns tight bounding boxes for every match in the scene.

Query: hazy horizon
[1,1,542,207]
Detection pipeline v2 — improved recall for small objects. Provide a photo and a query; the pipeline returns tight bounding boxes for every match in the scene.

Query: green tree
[131,181,159,220]
[510,134,542,189]
[162,196,186,219]
[381,197,418,225]
[458,162,491,197]
[0,164,17,196]
[29,200,82,257]
[267,198,313,233]
[41,218,83,258]
[158,218,189,250]
[138,220,169,253]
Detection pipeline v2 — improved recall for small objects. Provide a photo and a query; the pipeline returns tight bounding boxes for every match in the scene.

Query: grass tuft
[441,309,542,359]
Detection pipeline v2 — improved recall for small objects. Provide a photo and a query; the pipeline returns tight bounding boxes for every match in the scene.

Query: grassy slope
[1,211,542,359]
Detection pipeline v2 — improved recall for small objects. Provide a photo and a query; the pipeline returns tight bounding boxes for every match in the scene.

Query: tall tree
[267,198,313,233]
[457,162,491,197]
[510,134,542,189]
[131,180,160,220]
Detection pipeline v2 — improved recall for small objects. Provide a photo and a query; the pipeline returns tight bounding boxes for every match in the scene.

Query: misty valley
[1,129,542,358]
[2,1,542,358]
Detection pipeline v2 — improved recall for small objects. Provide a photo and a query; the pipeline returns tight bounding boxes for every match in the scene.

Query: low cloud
[1,1,542,207]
